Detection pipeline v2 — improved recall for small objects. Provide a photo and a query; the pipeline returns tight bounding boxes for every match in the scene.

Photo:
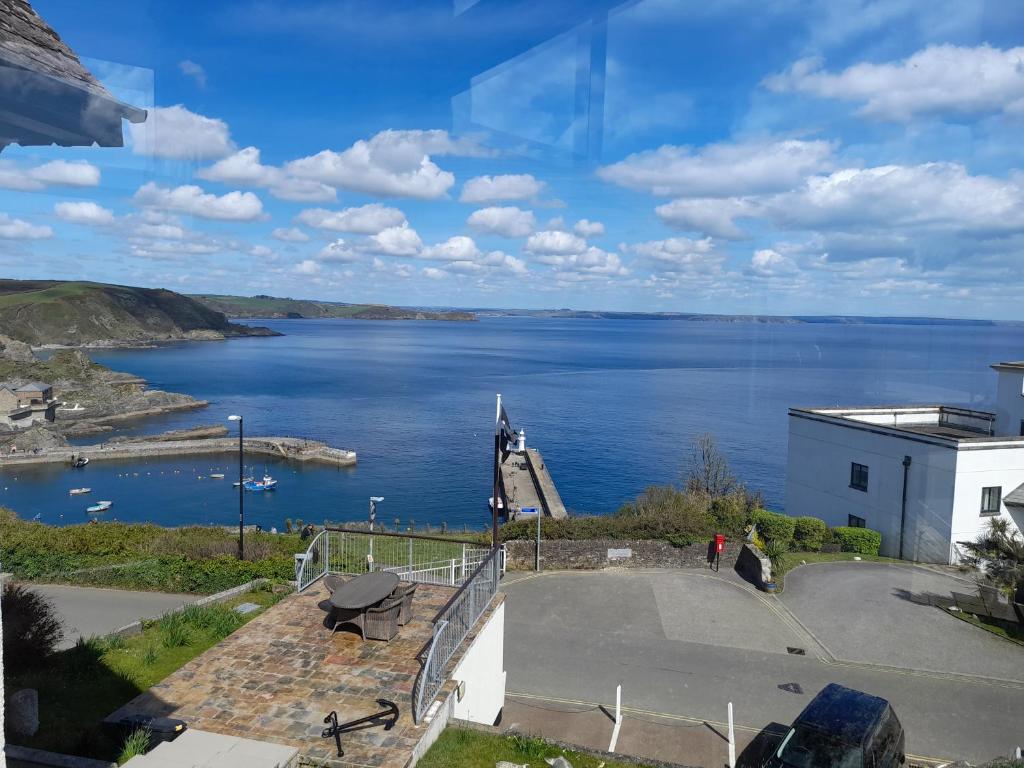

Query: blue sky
[2,0,1024,317]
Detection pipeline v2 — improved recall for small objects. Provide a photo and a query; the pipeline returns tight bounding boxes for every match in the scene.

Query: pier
[0,435,357,468]
[500,446,566,519]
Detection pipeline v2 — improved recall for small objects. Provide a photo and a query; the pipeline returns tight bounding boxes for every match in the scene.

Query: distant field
[192,293,475,321]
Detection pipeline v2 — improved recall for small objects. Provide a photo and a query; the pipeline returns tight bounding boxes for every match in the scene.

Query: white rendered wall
[950,447,1024,559]
[451,601,505,725]
[993,369,1024,437]
[786,414,958,562]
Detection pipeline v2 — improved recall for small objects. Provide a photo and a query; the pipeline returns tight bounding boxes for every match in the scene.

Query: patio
[106,579,504,767]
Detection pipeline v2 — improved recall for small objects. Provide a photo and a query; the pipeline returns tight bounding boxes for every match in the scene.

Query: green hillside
[192,293,476,321]
[0,280,279,346]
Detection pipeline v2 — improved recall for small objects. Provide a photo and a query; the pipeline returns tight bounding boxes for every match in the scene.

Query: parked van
[765,683,905,768]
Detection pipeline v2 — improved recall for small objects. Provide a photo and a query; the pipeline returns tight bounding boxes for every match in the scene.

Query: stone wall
[504,538,739,571]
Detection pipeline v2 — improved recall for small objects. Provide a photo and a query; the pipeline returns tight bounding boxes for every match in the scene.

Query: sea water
[3,317,1022,530]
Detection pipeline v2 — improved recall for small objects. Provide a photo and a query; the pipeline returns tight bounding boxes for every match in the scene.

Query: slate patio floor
[107,580,500,767]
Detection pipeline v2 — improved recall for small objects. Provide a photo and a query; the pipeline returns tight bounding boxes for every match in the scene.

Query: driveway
[779,562,1024,682]
[23,583,194,649]
[502,567,1024,764]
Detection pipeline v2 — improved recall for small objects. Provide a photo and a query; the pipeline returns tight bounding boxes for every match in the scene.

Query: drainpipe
[898,455,912,560]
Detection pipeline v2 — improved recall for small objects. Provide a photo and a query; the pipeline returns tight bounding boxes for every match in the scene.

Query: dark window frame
[850,462,869,492]
[980,486,1002,516]
[848,514,866,528]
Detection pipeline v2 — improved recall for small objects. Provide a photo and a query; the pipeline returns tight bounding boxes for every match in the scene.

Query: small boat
[31,512,41,521]
[72,457,89,468]
[209,473,225,479]
[69,487,91,495]
[86,501,112,514]
[232,476,254,488]
[243,474,278,492]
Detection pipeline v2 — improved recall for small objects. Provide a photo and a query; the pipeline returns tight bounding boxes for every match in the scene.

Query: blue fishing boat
[86,500,112,514]
[243,474,278,492]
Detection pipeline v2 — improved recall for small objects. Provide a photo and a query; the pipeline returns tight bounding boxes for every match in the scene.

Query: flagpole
[492,393,501,550]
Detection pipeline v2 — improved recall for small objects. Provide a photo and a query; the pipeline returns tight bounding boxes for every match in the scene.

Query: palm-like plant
[959,518,1024,603]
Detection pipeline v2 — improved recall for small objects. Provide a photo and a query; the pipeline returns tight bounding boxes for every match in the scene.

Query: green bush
[792,517,828,551]
[750,509,796,547]
[2,582,65,668]
[831,526,882,555]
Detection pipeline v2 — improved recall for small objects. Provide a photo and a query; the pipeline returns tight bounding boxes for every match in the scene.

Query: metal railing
[413,545,503,722]
[295,527,491,592]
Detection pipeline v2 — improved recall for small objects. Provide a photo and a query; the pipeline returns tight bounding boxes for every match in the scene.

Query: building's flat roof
[991,361,1024,371]
[789,404,1024,446]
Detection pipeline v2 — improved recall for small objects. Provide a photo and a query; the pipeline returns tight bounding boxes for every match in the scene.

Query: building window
[981,486,1002,516]
[1019,419,1024,437]
[850,462,869,492]
[848,514,866,528]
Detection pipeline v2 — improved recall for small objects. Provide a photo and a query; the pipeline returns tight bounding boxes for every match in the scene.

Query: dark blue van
[765,684,905,768]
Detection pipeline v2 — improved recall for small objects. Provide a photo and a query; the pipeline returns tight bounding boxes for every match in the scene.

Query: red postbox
[715,534,726,554]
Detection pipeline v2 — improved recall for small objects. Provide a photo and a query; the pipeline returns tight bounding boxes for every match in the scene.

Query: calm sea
[3,317,1022,530]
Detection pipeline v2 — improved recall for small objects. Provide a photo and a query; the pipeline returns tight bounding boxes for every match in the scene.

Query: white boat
[209,473,225,479]
[86,501,112,514]
[72,456,89,468]
[233,476,254,488]
[69,487,91,495]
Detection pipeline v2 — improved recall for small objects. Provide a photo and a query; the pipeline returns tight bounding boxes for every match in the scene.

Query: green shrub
[2,582,64,668]
[118,728,151,764]
[750,509,795,547]
[157,612,191,649]
[180,603,244,639]
[709,489,758,536]
[792,517,828,551]
[831,526,882,555]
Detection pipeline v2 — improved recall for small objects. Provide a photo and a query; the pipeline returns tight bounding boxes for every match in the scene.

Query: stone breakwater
[0,436,356,468]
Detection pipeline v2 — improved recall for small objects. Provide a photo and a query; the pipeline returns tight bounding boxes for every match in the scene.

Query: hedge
[831,526,882,555]
[750,509,795,547]
[793,517,829,551]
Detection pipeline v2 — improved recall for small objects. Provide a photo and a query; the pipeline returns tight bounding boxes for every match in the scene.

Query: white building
[786,362,1024,564]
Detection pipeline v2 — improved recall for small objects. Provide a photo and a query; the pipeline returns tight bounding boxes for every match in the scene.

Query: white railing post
[461,543,467,580]
[408,538,414,576]
[449,559,456,585]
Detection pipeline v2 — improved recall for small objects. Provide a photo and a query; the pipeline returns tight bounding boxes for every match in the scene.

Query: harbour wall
[0,436,357,468]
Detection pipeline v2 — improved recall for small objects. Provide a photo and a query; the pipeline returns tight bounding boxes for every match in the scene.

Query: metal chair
[324,574,349,595]
[390,582,418,625]
[362,596,403,641]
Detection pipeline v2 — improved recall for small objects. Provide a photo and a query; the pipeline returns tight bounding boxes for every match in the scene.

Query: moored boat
[86,500,112,514]
[209,473,225,479]
[69,487,91,495]
[243,474,278,491]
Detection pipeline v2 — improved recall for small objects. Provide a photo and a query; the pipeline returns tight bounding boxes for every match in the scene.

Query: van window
[869,710,900,766]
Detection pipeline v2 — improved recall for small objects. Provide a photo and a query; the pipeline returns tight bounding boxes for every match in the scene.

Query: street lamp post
[228,415,244,560]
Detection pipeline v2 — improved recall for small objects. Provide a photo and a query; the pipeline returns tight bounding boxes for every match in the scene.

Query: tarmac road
[502,567,1024,764]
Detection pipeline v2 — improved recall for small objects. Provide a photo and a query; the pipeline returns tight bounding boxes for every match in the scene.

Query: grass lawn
[419,728,656,768]
[4,588,281,762]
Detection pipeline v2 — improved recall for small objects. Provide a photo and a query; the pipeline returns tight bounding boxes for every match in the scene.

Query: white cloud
[466,206,536,238]
[318,238,360,263]
[573,219,605,238]
[525,230,587,256]
[748,248,797,277]
[286,129,485,200]
[597,139,833,197]
[765,45,1024,122]
[422,267,447,280]
[178,59,207,88]
[54,201,115,225]
[536,246,628,277]
[271,227,310,242]
[295,259,321,275]
[197,147,336,203]
[364,223,423,256]
[625,236,723,275]
[0,160,101,191]
[769,163,1024,234]
[460,174,545,204]
[655,198,754,239]
[296,204,406,234]
[133,182,264,221]
[421,235,481,262]
[129,105,235,160]
[0,213,52,239]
